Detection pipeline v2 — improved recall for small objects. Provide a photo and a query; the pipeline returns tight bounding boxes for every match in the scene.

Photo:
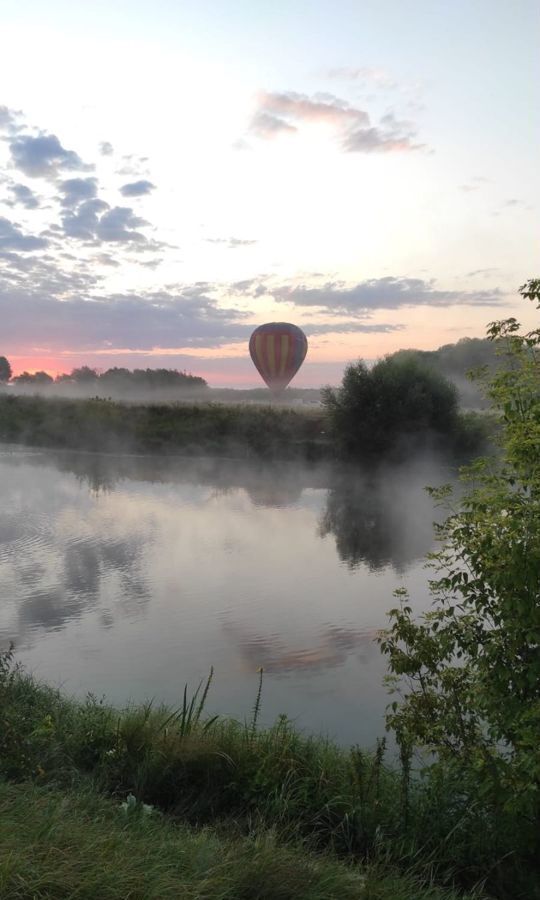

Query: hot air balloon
[249,323,308,392]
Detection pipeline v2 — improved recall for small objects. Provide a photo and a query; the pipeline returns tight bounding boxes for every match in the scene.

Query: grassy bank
[1,652,537,898]
[0,781,476,900]
[0,392,490,461]
[0,393,329,459]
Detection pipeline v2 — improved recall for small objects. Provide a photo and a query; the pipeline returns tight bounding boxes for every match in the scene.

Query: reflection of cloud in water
[19,587,88,632]
[1,520,150,644]
[223,620,380,675]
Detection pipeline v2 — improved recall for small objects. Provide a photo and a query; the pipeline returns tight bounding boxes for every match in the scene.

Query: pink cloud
[248,90,424,153]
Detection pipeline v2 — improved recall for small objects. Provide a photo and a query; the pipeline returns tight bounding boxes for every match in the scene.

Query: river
[0,445,454,746]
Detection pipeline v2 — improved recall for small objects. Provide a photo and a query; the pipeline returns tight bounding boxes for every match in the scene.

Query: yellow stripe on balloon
[267,334,276,376]
[255,333,266,376]
[279,334,289,376]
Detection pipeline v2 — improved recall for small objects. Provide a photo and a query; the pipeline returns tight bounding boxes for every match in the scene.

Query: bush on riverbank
[0,649,536,898]
[322,354,492,462]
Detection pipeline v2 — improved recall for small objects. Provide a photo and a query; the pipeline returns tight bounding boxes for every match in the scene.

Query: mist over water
[0,445,455,746]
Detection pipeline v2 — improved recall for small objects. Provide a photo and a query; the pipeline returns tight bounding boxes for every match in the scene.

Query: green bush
[322,355,462,460]
[380,283,540,898]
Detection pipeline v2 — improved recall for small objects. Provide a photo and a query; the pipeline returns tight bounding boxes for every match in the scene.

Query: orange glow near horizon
[5,310,498,387]
[8,357,64,379]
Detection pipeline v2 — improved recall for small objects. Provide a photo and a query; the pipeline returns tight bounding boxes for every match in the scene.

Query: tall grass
[0,649,536,898]
[0,781,480,900]
[0,394,329,459]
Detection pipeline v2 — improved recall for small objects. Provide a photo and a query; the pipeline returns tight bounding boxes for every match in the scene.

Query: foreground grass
[2,656,537,899]
[0,394,329,459]
[0,781,479,900]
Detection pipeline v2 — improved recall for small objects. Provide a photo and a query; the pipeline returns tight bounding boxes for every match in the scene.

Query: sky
[0,0,538,386]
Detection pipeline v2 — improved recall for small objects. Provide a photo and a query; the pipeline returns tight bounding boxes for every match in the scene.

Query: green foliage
[52,365,208,391]
[0,650,532,895]
[322,354,463,459]
[98,365,208,391]
[12,370,54,385]
[0,779,479,900]
[0,394,329,459]
[0,355,12,383]
[26,365,208,391]
[0,781,373,900]
[379,282,540,896]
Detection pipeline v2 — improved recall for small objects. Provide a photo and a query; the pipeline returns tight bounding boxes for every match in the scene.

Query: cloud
[0,105,23,135]
[120,180,156,197]
[60,199,151,245]
[61,197,110,240]
[460,176,491,192]
[253,90,368,131]
[8,183,40,209]
[304,321,403,335]
[58,177,99,207]
[467,268,500,278]
[343,126,417,153]
[207,237,257,248]
[0,284,251,352]
[249,112,297,139]
[96,206,149,242]
[55,175,154,246]
[0,216,48,251]
[99,141,114,156]
[248,90,423,153]
[326,66,398,89]
[271,276,503,313]
[9,134,93,178]
[0,247,101,295]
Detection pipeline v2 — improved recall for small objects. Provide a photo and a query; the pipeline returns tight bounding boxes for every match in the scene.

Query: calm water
[0,445,452,746]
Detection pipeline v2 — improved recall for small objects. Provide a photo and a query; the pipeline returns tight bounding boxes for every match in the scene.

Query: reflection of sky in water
[0,447,450,746]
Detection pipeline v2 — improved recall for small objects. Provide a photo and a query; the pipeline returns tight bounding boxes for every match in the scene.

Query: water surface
[0,446,451,746]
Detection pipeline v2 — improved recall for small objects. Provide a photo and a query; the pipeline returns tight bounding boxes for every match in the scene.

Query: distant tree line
[390,338,499,409]
[0,361,207,391]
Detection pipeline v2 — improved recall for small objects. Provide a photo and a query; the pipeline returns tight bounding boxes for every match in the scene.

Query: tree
[379,281,540,838]
[12,371,53,385]
[322,354,459,458]
[70,366,98,383]
[0,356,12,383]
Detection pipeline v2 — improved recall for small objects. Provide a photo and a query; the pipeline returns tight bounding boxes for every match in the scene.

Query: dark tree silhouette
[12,371,54,385]
[0,356,12,383]
[322,354,459,459]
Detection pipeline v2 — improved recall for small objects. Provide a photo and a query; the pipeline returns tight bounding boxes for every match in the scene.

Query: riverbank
[0,393,490,461]
[1,651,536,898]
[0,781,472,900]
[0,394,330,459]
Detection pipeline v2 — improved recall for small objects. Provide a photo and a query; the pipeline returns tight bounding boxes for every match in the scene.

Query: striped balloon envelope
[249,322,308,391]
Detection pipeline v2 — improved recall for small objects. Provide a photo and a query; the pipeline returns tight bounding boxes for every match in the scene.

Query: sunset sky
[0,0,538,386]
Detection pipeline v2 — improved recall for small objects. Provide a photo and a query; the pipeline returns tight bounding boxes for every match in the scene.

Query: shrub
[322,355,460,460]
